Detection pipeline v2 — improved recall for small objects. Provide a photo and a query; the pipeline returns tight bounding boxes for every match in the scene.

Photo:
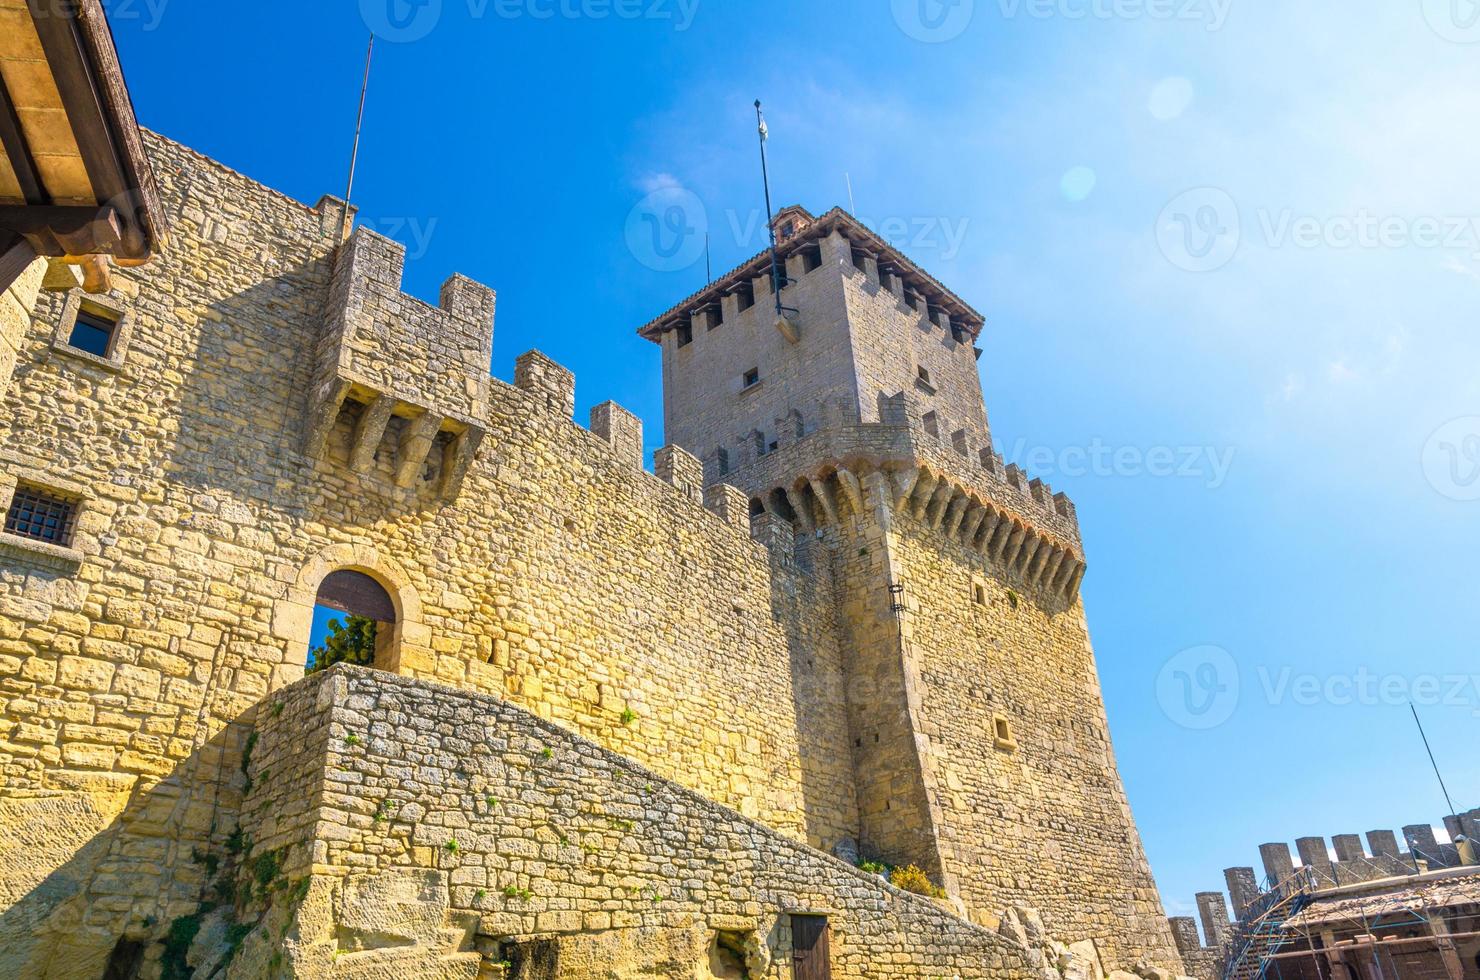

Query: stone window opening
[915,365,934,392]
[307,569,400,674]
[733,280,755,312]
[51,289,133,370]
[799,241,823,274]
[749,497,765,518]
[972,580,987,606]
[951,323,968,345]
[676,321,693,348]
[68,306,119,358]
[993,714,1017,752]
[767,438,779,454]
[742,367,760,390]
[4,484,78,547]
[717,447,731,476]
[705,302,724,330]
[850,246,870,274]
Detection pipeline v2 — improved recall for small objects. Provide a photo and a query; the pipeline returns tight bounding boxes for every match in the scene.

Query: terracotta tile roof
[636,206,986,342]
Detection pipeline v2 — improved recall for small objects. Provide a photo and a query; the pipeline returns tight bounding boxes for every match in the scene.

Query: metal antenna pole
[341,34,375,243]
[846,172,856,215]
[1411,703,1457,818]
[754,99,786,317]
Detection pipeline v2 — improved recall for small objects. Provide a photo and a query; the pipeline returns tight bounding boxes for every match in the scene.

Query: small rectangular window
[717,448,730,476]
[676,322,693,348]
[917,366,932,386]
[767,439,779,454]
[800,242,823,274]
[734,281,755,312]
[973,583,987,605]
[995,718,1011,741]
[68,308,118,358]
[905,291,921,312]
[851,247,870,273]
[705,303,723,330]
[951,324,968,345]
[743,368,760,389]
[5,486,78,546]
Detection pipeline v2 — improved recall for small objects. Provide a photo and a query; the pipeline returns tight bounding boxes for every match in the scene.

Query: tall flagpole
[342,34,376,243]
[754,100,786,318]
[1411,703,1457,818]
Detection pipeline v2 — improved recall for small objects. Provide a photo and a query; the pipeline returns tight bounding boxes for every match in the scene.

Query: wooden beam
[0,75,46,205]
[0,205,122,256]
[0,233,38,293]
[27,0,127,207]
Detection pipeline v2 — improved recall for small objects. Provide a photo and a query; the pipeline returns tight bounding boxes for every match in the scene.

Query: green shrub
[889,864,947,899]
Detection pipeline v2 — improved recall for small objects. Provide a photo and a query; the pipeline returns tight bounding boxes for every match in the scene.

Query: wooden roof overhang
[0,0,164,293]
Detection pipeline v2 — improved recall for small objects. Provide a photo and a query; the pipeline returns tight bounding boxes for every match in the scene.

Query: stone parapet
[231,665,1047,979]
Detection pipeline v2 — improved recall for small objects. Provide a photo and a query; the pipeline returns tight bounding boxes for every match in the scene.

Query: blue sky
[112,0,1480,923]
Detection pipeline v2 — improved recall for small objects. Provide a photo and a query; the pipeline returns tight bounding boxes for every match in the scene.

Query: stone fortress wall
[0,130,1184,976]
[222,664,1048,979]
[644,202,1170,969]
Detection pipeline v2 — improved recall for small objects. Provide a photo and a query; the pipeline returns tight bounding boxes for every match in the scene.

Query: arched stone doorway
[270,544,432,688]
[309,569,398,672]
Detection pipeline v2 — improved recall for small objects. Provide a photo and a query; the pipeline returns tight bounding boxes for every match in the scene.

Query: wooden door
[792,915,831,980]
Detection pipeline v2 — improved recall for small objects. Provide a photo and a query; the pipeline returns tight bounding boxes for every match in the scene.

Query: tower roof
[636,206,985,343]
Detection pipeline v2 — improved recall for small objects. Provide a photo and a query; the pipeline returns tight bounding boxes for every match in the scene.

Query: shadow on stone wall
[0,715,254,978]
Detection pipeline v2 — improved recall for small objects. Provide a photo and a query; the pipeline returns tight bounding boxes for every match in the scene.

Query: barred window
[5,487,77,546]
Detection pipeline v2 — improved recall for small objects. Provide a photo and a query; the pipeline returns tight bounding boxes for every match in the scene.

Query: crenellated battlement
[1170,805,1480,977]
[304,224,493,499]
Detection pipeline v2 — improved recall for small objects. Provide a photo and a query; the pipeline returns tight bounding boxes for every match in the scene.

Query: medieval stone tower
[642,205,1177,966]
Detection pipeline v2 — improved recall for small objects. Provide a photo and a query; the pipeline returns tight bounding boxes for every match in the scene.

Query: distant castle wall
[1169,809,1480,980]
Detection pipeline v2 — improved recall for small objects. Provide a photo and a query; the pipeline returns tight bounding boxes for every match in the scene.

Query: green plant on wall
[889,864,947,899]
[307,615,378,673]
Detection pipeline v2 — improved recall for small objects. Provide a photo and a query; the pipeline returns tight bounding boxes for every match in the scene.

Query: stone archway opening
[307,569,399,673]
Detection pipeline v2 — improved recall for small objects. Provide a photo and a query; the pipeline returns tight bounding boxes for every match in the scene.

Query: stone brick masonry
[0,131,1183,977]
